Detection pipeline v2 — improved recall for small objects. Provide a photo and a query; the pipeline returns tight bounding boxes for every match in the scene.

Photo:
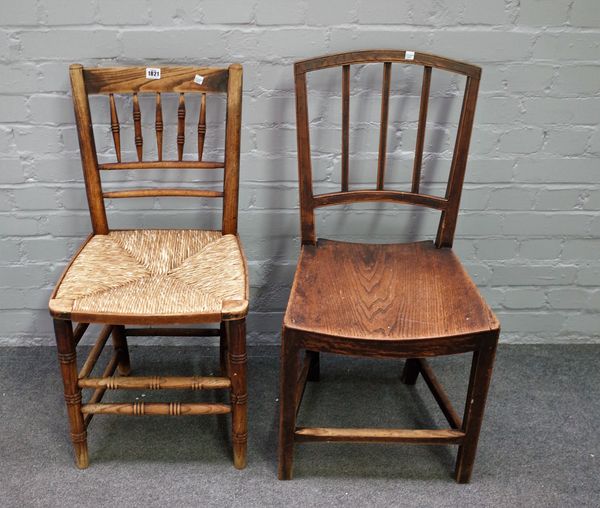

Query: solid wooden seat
[278,50,500,483]
[50,230,247,324]
[50,64,247,470]
[285,240,498,341]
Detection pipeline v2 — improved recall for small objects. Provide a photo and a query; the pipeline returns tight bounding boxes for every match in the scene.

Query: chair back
[70,64,243,235]
[294,50,481,247]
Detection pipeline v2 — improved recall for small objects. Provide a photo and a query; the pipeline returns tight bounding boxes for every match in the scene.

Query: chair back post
[293,50,481,248]
[222,64,243,236]
[435,73,481,248]
[70,64,109,234]
[294,64,317,245]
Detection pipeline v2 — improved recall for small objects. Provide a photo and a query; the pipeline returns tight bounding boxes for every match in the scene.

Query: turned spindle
[132,93,143,161]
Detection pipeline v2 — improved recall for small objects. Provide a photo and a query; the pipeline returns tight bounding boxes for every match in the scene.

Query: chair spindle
[108,94,121,163]
[132,93,143,161]
[412,66,432,194]
[155,92,163,161]
[198,93,207,161]
[341,65,350,192]
[177,93,186,161]
[377,62,392,191]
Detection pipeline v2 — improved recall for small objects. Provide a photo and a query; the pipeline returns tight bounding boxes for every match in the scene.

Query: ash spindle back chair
[50,64,248,469]
[279,50,500,483]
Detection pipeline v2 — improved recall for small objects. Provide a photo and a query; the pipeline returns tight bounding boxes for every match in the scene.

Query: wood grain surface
[285,239,498,341]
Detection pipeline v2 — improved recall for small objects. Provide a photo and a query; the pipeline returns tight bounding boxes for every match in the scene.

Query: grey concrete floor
[0,344,598,507]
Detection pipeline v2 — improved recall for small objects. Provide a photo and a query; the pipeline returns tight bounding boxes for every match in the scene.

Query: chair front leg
[54,319,89,469]
[278,328,300,480]
[226,317,247,469]
[455,332,499,483]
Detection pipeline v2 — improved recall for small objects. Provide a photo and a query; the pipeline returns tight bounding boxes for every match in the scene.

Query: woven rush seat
[50,229,247,322]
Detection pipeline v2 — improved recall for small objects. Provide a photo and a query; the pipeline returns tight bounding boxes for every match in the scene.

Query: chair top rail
[78,65,230,94]
[295,50,481,78]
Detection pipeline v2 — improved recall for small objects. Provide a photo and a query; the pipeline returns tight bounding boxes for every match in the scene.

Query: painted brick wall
[1,0,599,345]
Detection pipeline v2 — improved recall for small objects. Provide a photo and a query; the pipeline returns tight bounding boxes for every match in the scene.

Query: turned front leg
[54,319,89,469]
[226,318,247,469]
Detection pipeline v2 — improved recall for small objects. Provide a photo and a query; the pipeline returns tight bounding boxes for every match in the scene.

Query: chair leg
[278,329,300,480]
[455,335,498,483]
[111,325,131,376]
[54,319,89,469]
[401,358,420,385]
[220,321,228,376]
[306,350,320,382]
[226,317,247,469]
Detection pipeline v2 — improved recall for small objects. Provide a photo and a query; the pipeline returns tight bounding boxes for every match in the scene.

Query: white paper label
[146,67,161,80]
[405,51,415,60]
[194,74,205,85]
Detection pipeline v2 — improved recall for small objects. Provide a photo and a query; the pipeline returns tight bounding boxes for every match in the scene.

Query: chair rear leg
[278,329,300,480]
[306,350,320,382]
[401,358,420,385]
[111,325,131,376]
[455,333,498,483]
[54,319,89,469]
[226,317,247,469]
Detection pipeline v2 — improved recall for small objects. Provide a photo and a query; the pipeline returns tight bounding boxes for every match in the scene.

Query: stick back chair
[278,50,499,483]
[49,64,248,469]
